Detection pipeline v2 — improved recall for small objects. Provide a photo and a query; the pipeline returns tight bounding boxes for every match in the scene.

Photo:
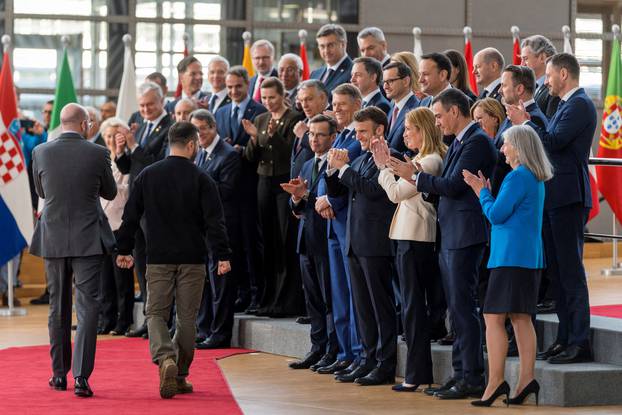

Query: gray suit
[31,131,117,380]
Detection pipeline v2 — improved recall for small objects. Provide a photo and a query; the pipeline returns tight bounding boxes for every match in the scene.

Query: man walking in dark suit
[283,114,338,370]
[116,81,174,339]
[507,53,597,364]
[415,89,497,399]
[190,110,242,349]
[521,35,560,119]
[311,24,354,96]
[116,121,231,399]
[351,57,390,114]
[31,103,117,398]
[383,62,420,152]
[215,66,267,313]
[473,48,504,102]
[326,107,397,386]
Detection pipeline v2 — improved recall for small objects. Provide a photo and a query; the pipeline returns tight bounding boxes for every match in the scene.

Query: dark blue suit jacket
[292,158,328,256]
[249,68,278,101]
[291,129,314,179]
[386,95,420,152]
[417,123,497,250]
[214,98,267,148]
[527,88,596,210]
[310,56,354,96]
[491,102,548,196]
[165,91,209,114]
[365,90,391,115]
[325,152,396,257]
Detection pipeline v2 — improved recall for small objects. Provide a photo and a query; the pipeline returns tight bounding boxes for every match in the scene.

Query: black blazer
[365,90,391,115]
[310,56,354,95]
[290,119,314,179]
[116,112,174,185]
[478,82,502,103]
[417,123,497,250]
[325,152,396,257]
[292,157,328,256]
[209,93,232,114]
[534,83,560,119]
[165,91,209,114]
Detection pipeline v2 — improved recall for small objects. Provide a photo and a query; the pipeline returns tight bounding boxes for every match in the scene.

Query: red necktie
[253,76,264,102]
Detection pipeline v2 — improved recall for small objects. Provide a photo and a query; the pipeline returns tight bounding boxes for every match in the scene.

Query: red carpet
[591,304,622,319]
[0,338,251,414]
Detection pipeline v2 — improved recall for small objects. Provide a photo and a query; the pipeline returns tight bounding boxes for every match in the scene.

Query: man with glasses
[383,61,420,153]
[249,39,278,103]
[311,24,353,97]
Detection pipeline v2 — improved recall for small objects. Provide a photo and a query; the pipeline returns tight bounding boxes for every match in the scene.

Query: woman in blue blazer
[463,125,553,407]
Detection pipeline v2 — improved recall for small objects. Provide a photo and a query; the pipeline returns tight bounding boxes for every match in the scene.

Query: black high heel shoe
[471,381,510,407]
[503,379,540,406]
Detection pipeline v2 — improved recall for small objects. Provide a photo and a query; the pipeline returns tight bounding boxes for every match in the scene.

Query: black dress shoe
[134,293,144,302]
[424,379,456,396]
[436,381,484,400]
[289,352,322,369]
[310,354,336,371]
[245,304,259,314]
[392,383,429,392]
[437,333,455,345]
[354,368,395,386]
[110,325,130,336]
[430,326,448,342]
[126,325,148,338]
[335,360,359,376]
[548,344,593,364]
[335,364,373,383]
[536,299,556,314]
[74,377,93,397]
[97,325,114,335]
[195,335,207,344]
[49,376,67,391]
[196,338,231,349]
[234,298,250,313]
[30,291,50,305]
[536,342,565,361]
[316,359,351,374]
[295,316,312,324]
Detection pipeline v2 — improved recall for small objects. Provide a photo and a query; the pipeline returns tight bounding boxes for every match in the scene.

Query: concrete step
[231,315,622,407]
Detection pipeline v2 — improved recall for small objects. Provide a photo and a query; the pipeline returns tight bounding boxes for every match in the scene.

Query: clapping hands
[462,169,490,197]
[328,148,349,170]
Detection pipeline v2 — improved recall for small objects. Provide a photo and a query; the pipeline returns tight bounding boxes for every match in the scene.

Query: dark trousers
[396,240,435,384]
[46,255,103,379]
[99,236,134,331]
[439,244,485,386]
[300,253,337,355]
[257,175,304,315]
[327,233,362,361]
[238,169,263,307]
[196,266,213,340]
[134,227,147,319]
[543,203,591,347]
[348,254,397,372]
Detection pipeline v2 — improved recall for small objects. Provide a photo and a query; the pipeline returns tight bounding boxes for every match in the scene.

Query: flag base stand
[0,307,27,317]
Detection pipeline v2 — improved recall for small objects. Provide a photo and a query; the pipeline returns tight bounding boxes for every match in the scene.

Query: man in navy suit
[282,114,339,370]
[190,110,241,349]
[326,107,397,386]
[165,56,209,114]
[494,65,548,195]
[473,48,504,102]
[383,62,420,152]
[412,89,497,399]
[249,40,278,103]
[278,53,304,109]
[507,53,596,364]
[311,24,353,96]
[215,66,267,313]
[418,53,453,108]
[291,80,328,179]
[206,56,232,114]
[357,27,391,69]
[351,57,390,114]
[521,35,560,119]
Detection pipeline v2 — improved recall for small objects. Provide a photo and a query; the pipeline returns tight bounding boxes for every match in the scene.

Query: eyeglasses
[308,132,331,138]
[383,77,405,86]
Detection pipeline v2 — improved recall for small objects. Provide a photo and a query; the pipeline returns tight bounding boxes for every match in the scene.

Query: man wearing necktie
[115,82,174,339]
[326,107,397,386]
[351,57,390,114]
[278,53,303,110]
[473,48,504,103]
[249,39,278,103]
[506,53,597,365]
[383,62,420,153]
[520,34,560,119]
[282,114,338,371]
[207,56,232,114]
[190,110,242,350]
[310,24,354,97]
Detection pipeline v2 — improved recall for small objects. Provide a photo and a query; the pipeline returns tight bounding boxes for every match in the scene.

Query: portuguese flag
[597,35,622,224]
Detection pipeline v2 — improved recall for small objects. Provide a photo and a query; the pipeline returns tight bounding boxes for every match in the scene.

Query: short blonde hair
[391,51,421,93]
[503,125,553,181]
[404,107,447,159]
[99,116,129,135]
[470,98,506,130]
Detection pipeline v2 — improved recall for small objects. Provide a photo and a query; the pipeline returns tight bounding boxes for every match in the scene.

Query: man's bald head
[60,103,89,135]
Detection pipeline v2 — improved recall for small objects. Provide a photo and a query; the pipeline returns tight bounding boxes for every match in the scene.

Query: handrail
[588,157,622,166]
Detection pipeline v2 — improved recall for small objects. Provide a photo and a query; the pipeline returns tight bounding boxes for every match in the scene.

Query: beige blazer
[378,152,443,242]
[101,161,129,231]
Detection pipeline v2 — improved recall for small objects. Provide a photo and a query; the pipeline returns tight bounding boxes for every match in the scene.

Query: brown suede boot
[159,358,178,399]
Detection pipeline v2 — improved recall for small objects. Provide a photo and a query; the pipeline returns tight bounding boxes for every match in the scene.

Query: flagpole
[602,24,622,277]
[412,27,422,60]
[0,34,27,318]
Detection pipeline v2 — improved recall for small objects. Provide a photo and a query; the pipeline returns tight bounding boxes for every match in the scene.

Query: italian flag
[47,48,77,141]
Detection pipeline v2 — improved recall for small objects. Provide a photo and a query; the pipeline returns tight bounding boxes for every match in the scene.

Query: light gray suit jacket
[30,132,117,258]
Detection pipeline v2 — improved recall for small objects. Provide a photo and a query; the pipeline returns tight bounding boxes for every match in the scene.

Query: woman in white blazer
[372,107,446,392]
[98,117,134,336]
